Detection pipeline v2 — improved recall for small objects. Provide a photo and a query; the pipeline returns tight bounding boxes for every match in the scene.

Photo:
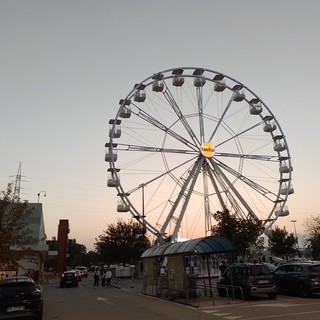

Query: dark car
[273,262,320,297]
[0,276,43,320]
[60,271,79,288]
[217,263,277,300]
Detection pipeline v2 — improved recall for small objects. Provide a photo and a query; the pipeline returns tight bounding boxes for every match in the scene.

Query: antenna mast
[13,162,22,199]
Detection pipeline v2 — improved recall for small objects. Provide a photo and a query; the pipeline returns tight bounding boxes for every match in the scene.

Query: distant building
[17,203,49,280]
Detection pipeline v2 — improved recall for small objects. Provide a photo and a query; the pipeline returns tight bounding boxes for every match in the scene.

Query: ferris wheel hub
[201,142,215,158]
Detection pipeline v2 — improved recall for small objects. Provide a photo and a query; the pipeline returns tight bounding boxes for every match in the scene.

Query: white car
[76,266,88,278]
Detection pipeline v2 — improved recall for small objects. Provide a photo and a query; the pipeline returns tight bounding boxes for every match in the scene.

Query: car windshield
[249,266,271,276]
[0,282,36,294]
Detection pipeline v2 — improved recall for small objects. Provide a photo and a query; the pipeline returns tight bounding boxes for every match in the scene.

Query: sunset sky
[1,0,319,251]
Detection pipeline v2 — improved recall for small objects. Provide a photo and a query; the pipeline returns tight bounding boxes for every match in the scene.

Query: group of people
[93,268,113,287]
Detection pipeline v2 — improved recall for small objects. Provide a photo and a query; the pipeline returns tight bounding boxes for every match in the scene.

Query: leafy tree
[211,209,264,255]
[0,184,36,269]
[268,226,296,257]
[304,215,320,260]
[95,219,151,265]
[66,239,87,267]
[84,250,100,267]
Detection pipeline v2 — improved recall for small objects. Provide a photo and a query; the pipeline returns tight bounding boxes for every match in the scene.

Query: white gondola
[117,199,130,212]
[280,183,294,195]
[275,205,290,217]
[109,119,121,138]
[233,90,245,102]
[214,81,226,92]
[193,77,206,87]
[279,161,293,173]
[107,173,119,187]
[249,102,263,115]
[119,99,131,118]
[109,126,121,138]
[152,80,164,92]
[264,121,277,132]
[134,89,146,102]
[172,75,184,87]
[274,140,286,152]
[105,151,117,162]
[119,106,131,118]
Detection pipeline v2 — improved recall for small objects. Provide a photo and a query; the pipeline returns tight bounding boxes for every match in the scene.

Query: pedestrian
[219,261,228,275]
[101,270,106,287]
[106,269,112,287]
[93,269,100,287]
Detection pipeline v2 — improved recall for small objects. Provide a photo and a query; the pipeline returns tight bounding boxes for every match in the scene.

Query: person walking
[101,270,106,287]
[93,269,100,287]
[106,269,112,287]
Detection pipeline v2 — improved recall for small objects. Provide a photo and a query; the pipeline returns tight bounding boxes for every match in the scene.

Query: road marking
[97,297,114,305]
[203,309,221,313]
[248,310,320,320]
[202,309,244,319]
[245,303,297,307]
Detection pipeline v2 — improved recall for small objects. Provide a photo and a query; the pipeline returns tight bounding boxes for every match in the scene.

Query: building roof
[141,236,236,258]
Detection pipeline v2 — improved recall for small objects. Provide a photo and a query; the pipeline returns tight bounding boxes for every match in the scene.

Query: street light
[37,191,46,203]
[291,219,300,256]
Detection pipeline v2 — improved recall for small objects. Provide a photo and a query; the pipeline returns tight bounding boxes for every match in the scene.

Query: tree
[66,239,87,267]
[94,219,151,265]
[304,215,320,260]
[0,184,36,269]
[211,209,264,255]
[84,251,99,267]
[268,226,296,257]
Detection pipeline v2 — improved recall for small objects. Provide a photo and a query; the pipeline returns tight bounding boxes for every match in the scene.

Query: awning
[141,235,236,258]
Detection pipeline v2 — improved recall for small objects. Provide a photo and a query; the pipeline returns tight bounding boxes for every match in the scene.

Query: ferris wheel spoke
[214,119,268,149]
[215,152,278,162]
[115,143,198,155]
[162,85,201,147]
[205,166,228,212]
[131,103,198,151]
[208,159,259,220]
[196,87,205,143]
[212,158,281,201]
[125,156,198,196]
[159,157,204,240]
[209,95,234,142]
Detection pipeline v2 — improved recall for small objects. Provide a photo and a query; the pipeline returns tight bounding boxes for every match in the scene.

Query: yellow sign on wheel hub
[201,142,214,158]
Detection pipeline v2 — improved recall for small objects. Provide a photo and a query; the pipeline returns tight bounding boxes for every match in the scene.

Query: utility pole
[291,219,300,257]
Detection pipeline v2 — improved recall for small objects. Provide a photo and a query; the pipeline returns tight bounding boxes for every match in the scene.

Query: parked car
[72,269,82,281]
[273,262,320,297]
[76,266,88,278]
[60,271,79,288]
[217,263,277,300]
[0,276,43,319]
[262,262,277,272]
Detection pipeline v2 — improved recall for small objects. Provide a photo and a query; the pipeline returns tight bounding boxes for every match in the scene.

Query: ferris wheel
[105,67,294,244]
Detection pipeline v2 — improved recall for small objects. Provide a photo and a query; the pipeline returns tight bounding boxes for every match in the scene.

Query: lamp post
[37,191,46,203]
[291,219,300,256]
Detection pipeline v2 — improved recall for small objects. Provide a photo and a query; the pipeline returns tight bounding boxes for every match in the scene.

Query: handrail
[216,284,244,301]
[195,283,244,303]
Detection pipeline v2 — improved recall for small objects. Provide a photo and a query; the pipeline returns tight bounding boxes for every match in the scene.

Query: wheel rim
[106,67,294,244]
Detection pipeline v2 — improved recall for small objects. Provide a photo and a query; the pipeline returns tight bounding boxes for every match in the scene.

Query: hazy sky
[1,0,319,251]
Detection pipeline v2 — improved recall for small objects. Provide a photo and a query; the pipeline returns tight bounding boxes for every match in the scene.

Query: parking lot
[198,294,320,320]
